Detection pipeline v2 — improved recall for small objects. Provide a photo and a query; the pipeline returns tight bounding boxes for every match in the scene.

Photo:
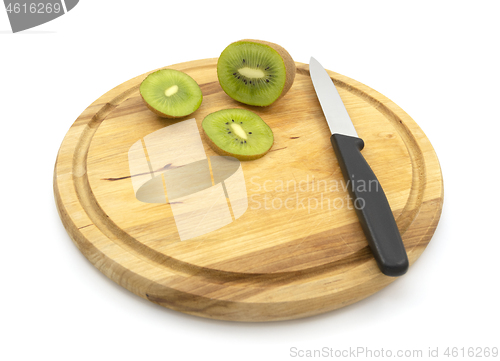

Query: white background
[1,1,499,360]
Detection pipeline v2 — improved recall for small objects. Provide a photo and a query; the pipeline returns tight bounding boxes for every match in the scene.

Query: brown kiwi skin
[223,39,296,106]
[202,127,274,161]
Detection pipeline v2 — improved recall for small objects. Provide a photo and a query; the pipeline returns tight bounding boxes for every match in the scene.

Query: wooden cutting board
[54,58,443,321]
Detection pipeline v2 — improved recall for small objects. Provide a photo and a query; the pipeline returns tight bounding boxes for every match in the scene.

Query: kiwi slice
[217,39,296,106]
[202,109,274,161]
[140,69,203,118]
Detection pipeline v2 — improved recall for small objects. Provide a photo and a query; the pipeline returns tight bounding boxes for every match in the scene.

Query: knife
[309,57,409,277]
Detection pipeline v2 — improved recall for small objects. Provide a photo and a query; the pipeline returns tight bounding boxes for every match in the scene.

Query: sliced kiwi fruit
[217,39,296,107]
[202,109,274,161]
[140,69,203,118]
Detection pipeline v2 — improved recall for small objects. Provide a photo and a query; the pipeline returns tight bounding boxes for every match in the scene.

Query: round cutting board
[54,58,443,321]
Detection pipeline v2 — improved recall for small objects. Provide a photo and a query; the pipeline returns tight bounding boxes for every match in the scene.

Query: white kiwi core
[164,85,179,97]
[238,67,265,78]
[230,123,248,139]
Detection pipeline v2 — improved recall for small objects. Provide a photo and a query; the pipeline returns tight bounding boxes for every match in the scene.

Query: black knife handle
[330,133,409,277]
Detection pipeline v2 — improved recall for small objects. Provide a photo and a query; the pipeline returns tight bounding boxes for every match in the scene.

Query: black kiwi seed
[249,132,252,134]
[228,132,231,134]
[232,119,234,122]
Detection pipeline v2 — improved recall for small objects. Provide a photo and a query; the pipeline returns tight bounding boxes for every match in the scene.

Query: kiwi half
[202,109,274,161]
[217,39,296,106]
[140,69,203,118]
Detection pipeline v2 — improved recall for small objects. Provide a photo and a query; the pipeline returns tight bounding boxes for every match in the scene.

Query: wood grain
[53,58,443,321]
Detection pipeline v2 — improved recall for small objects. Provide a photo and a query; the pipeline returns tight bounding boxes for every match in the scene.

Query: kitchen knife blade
[309,57,409,277]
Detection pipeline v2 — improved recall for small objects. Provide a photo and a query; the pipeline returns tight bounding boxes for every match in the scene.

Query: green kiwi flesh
[202,109,274,161]
[217,40,296,106]
[140,69,203,118]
